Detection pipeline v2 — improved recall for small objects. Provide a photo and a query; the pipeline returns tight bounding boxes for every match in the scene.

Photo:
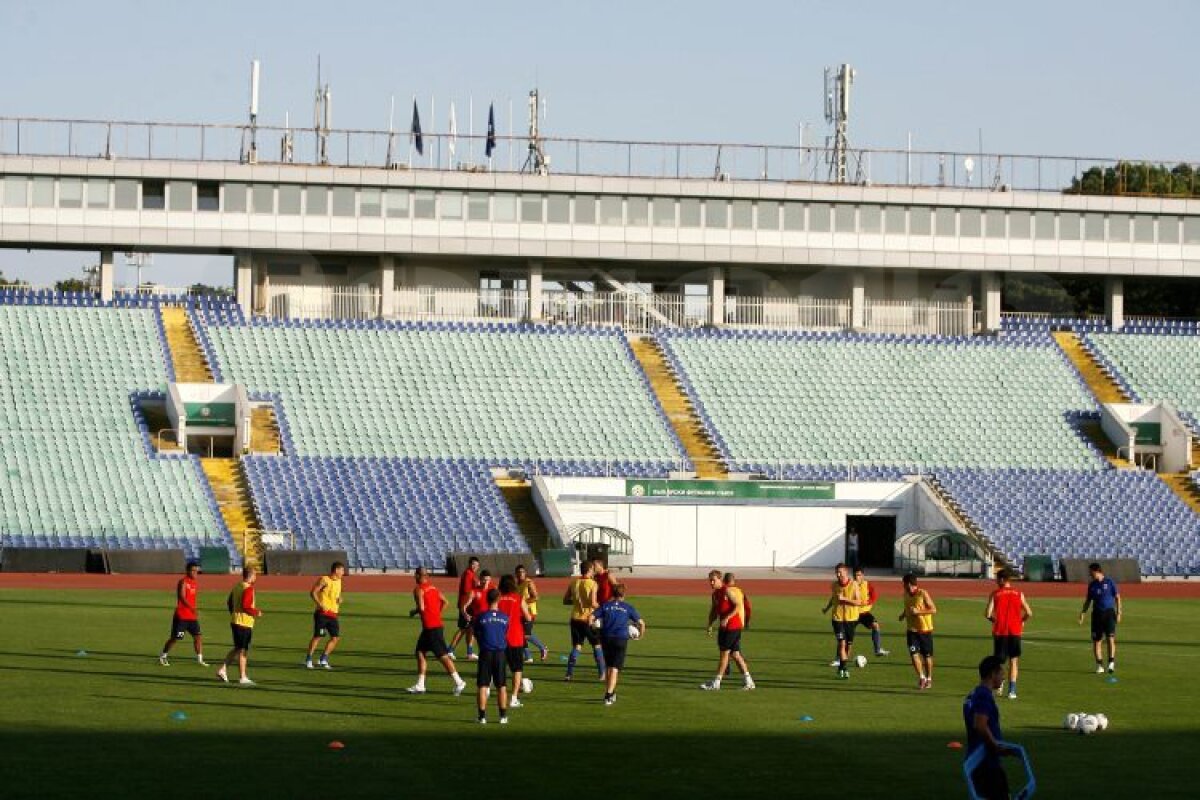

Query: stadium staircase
[496,478,555,561]
[922,476,1011,571]
[200,458,263,569]
[629,337,727,478]
[160,305,213,382]
[1054,330,1200,511]
[249,405,282,454]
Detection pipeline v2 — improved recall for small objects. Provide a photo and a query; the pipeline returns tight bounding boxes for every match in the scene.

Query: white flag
[448,102,458,166]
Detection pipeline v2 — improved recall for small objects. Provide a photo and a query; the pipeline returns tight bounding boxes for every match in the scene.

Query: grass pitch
[0,586,1196,799]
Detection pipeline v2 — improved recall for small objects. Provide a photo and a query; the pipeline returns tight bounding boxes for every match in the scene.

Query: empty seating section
[1087,330,1200,427]
[659,329,1103,474]
[244,457,524,570]
[0,301,227,556]
[936,469,1200,576]
[202,319,685,473]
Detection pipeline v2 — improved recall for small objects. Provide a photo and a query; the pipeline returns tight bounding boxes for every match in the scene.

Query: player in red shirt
[406,567,467,695]
[701,570,755,690]
[985,569,1033,699]
[159,561,207,666]
[447,556,480,660]
[594,560,616,605]
[459,570,493,661]
[496,574,534,708]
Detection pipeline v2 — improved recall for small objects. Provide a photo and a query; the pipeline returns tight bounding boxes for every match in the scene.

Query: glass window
[808,203,831,232]
[492,194,517,222]
[57,179,82,209]
[909,207,931,235]
[935,207,956,236]
[466,192,488,221]
[197,181,220,212]
[1033,211,1055,240]
[1108,214,1131,242]
[277,184,301,215]
[86,179,109,209]
[1159,216,1180,245]
[859,205,882,234]
[983,209,1005,238]
[168,181,192,212]
[731,200,753,230]
[1058,212,1080,240]
[332,187,357,217]
[650,198,674,227]
[679,198,701,227]
[114,179,138,210]
[782,203,804,231]
[387,189,410,219]
[141,179,165,210]
[1009,211,1031,238]
[1133,215,1155,243]
[1184,217,1200,244]
[251,184,274,214]
[600,196,623,225]
[705,200,728,229]
[224,183,247,213]
[521,194,544,223]
[834,205,855,233]
[548,194,570,223]
[412,190,436,220]
[627,196,649,226]
[959,208,982,237]
[2,176,27,207]
[574,195,596,225]
[441,192,464,220]
[305,186,328,216]
[885,206,906,235]
[359,188,382,217]
[757,201,780,231]
[1083,213,1105,242]
[31,177,55,208]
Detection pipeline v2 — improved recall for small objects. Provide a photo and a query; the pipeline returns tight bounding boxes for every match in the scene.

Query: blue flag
[411,100,424,155]
[485,103,496,158]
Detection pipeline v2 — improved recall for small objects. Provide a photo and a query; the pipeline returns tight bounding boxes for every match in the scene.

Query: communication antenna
[313,57,332,165]
[385,95,396,169]
[520,89,549,175]
[248,59,261,163]
[823,63,856,184]
[280,111,294,164]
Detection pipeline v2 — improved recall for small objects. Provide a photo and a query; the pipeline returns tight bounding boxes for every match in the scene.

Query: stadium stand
[1086,327,1200,427]
[0,294,231,559]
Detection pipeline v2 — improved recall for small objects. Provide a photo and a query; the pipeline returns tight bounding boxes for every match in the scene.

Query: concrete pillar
[981,272,1002,332]
[1106,276,1124,331]
[708,265,725,326]
[528,260,543,321]
[850,270,866,330]
[234,252,252,316]
[378,254,395,319]
[99,250,114,302]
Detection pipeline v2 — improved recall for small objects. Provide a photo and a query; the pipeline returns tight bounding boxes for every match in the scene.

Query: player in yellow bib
[515,564,549,662]
[306,561,345,669]
[562,560,604,681]
[821,562,867,679]
[898,573,937,689]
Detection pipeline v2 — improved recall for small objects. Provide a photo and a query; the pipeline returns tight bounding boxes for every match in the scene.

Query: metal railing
[863,297,975,337]
[4,114,1199,194]
[393,286,530,322]
[266,284,381,320]
[725,295,851,331]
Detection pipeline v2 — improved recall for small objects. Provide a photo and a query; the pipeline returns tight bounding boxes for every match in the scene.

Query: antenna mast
[314,57,332,165]
[520,89,549,175]
[823,63,856,184]
[247,59,260,164]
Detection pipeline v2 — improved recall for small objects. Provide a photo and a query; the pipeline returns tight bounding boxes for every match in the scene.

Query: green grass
[0,588,1196,799]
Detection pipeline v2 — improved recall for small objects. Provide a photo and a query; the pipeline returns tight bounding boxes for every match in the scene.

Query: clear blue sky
[2,0,1197,286]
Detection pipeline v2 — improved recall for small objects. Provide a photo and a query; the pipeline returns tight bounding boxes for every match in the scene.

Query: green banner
[624,479,835,501]
[184,402,236,427]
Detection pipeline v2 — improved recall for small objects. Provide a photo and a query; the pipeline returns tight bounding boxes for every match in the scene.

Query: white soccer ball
[590,617,602,629]
[520,677,533,694]
[1064,713,1080,730]
[1095,713,1108,731]
[628,624,641,640]
[1078,715,1100,735]
[855,654,868,668]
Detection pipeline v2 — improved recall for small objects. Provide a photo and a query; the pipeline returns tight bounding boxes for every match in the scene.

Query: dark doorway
[845,515,896,571]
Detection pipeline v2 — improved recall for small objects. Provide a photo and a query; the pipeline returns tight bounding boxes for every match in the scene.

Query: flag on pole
[410,100,424,155]
[448,102,458,166]
[485,103,496,158]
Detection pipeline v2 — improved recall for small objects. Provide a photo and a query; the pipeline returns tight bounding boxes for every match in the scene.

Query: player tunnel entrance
[845,514,896,570]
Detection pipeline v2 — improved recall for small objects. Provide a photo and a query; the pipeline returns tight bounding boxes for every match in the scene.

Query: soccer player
[562,560,605,681]
[496,574,533,708]
[853,567,890,657]
[515,564,549,662]
[159,560,207,666]
[462,570,493,628]
[407,567,467,695]
[899,573,937,689]
[963,655,1019,800]
[305,561,345,669]
[985,569,1032,699]
[217,566,261,685]
[473,588,511,724]
[821,562,866,679]
[447,555,480,660]
[1079,562,1122,674]
[593,583,645,706]
[701,570,755,691]
[594,559,616,605]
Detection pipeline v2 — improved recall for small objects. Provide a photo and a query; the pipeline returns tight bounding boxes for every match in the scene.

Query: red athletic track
[1,573,1198,599]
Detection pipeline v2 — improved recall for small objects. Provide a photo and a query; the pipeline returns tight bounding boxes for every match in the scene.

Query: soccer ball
[1078,715,1100,735]
[628,624,642,640]
[1064,713,1080,730]
[855,654,868,668]
[590,617,603,630]
[1095,713,1109,731]
[520,677,533,694]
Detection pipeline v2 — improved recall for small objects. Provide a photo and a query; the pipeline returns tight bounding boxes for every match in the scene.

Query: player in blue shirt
[1079,562,1123,674]
[472,589,511,724]
[592,584,646,706]
[963,655,1018,800]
